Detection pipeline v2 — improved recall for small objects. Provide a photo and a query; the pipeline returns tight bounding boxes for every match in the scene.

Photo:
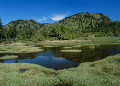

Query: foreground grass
[0,44,43,53]
[0,54,120,86]
[58,54,120,86]
[0,63,60,86]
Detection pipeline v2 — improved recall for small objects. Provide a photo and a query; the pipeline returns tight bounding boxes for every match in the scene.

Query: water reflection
[0,45,120,70]
[50,45,120,63]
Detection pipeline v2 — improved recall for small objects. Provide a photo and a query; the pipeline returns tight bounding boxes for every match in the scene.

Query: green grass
[57,54,120,86]
[0,44,43,53]
[0,63,60,86]
[0,54,120,86]
[27,37,120,47]
[0,55,18,60]
[77,37,120,45]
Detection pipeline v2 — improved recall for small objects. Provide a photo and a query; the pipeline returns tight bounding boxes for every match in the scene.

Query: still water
[0,45,120,70]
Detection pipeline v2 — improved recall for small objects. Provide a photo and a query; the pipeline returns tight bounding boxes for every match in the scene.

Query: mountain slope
[59,12,112,30]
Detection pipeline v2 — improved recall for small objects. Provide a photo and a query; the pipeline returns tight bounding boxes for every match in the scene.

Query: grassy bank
[1,37,120,48]
[0,54,120,86]
[58,54,120,86]
[27,37,120,47]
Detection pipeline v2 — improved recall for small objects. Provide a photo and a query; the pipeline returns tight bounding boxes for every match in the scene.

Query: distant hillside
[3,19,43,40]
[59,12,112,30]
[4,19,42,30]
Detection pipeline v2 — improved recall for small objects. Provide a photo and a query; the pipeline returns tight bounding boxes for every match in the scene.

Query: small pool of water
[0,45,120,70]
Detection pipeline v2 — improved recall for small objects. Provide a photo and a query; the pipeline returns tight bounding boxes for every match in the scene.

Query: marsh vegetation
[61,50,82,52]
[0,44,43,53]
[0,55,18,60]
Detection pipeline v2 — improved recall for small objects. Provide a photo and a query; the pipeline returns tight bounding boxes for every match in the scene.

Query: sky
[0,0,120,25]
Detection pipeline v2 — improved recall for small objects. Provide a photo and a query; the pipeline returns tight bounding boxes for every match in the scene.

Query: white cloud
[51,15,66,21]
[36,17,47,22]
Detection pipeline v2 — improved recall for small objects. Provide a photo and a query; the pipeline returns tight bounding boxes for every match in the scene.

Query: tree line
[0,13,120,43]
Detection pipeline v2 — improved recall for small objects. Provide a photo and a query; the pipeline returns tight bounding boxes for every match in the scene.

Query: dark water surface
[0,45,120,70]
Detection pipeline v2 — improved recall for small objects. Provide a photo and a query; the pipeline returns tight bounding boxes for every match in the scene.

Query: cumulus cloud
[51,15,66,21]
[36,17,47,22]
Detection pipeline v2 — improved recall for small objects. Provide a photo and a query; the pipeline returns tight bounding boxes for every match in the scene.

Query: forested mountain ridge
[59,12,112,26]
[2,19,43,41]
[59,12,112,31]
[0,12,120,42]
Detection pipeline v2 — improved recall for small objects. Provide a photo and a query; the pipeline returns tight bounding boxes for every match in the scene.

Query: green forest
[0,12,120,43]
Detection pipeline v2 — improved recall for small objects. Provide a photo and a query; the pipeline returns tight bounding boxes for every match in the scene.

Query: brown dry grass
[46,40,90,43]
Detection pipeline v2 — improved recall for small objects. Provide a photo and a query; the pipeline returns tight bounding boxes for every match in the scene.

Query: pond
[0,44,120,70]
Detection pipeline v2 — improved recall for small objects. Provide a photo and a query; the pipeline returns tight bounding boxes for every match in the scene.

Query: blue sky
[1,0,120,25]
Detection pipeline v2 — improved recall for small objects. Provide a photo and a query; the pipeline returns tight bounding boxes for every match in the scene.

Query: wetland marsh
[0,44,120,70]
[0,38,120,86]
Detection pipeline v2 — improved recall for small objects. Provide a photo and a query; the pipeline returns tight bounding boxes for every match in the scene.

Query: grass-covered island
[61,50,82,52]
[0,54,119,86]
[0,44,43,53]
[0,55,18,60]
